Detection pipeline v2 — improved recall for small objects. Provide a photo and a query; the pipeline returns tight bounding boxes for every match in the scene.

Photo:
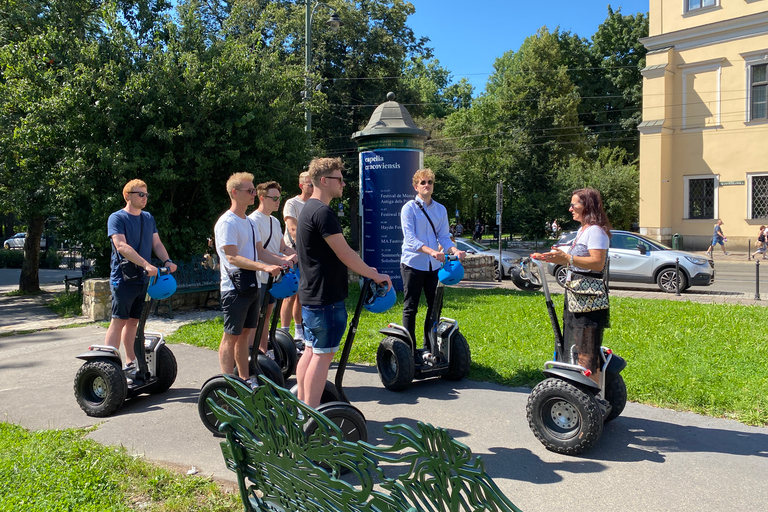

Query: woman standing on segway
[533,188,611,386]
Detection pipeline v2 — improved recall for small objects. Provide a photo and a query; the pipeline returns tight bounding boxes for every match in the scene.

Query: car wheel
[555,266,568,288]
[657,267,687,293]
[494,262,501,281]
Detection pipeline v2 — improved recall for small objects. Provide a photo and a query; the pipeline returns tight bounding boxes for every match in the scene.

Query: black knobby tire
[376,337,415,391]
[144,345,177,395]
[255,353,286,387]
[511,265,542,291]
[272,330,298,380]
[442,331,471,381]
[526,378,603,455]
[657,267,688,293]
[306,402,368,444]
[603,373,627,423]
[74,360,127,417]
[198,376,238,437]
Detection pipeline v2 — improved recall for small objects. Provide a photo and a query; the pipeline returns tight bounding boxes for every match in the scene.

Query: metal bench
[209,376,523,512]
[153,256,219,317]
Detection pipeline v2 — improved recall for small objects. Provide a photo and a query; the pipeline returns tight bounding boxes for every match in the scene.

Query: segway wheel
[442,331,471,381]
[511,265,543,291]
[526,378,603,455]
[256,353,286,388]
[376,337,415,391]
[305,402,368,474]
[74,360,127,417]
[198,375,238,437]
[604,373,627,423]
[144,345,177,395]
[272,329,298,380]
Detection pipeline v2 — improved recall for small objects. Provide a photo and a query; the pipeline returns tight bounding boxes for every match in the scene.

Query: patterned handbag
[565,273,609,313]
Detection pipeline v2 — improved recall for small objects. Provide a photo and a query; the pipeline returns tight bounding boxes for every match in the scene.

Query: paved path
[1,264,768,511]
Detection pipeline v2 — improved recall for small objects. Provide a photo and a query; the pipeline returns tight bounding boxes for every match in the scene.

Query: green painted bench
[209,376,523,512]
[153,256,220,317]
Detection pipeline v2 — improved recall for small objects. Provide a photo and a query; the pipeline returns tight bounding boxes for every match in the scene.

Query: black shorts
[111,281,145,319]
[221,288,262,335]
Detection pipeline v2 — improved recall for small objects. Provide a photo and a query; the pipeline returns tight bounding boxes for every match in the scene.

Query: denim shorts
[221,288,262,335]
[302,301,348,354]
[111,281,146,320]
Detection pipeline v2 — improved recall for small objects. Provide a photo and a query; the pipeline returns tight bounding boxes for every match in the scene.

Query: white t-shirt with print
[566,224,609,273]
[249,209,283,283]
[214,210,262,292]
[282,196,306,247]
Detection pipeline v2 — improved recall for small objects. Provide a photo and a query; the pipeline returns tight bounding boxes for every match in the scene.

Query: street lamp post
[305,2,342,141]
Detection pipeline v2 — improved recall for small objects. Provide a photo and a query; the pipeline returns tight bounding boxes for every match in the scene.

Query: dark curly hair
[573,188,612,238]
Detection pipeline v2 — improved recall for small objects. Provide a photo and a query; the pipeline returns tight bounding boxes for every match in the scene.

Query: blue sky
[407,1,650,94]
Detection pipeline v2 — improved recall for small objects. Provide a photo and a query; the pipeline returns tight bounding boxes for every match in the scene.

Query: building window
[749,174,768,219]
[684,176,716,219]
[686,0,716,11]
[752,64,767,121]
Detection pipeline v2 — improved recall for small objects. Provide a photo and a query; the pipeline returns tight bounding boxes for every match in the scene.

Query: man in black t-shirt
[295,157,392,408]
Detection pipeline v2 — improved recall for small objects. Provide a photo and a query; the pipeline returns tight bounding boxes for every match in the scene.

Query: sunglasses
[419,180,433,185]
[569,203,580,209]
[265,195,281,201]
[237,188,257,195]
[324,176,345,184]
[128,191,150,198]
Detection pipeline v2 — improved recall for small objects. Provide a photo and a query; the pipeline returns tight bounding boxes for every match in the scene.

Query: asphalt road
[1,325,767,512]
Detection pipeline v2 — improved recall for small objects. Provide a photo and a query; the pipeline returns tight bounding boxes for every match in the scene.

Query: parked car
[3,232,47,250]
[453,238,522,280]
[546,230,715,293]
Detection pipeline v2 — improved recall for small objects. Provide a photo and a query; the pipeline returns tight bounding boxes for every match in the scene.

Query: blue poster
[359,149,423,291]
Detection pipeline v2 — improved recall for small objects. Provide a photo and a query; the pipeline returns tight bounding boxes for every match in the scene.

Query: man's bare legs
[295,349,334,408]
[219,328,253,380]
[104,317,139,364]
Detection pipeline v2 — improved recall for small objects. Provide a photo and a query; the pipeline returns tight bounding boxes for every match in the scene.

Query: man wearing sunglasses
[295,157,392,408]
[106,179,177,379]
[280,171,313,343]
[214,173,296,387]
[400,168,465,355]
[247,181,297,355]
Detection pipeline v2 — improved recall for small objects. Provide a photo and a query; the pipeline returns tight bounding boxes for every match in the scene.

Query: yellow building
[639,0,768,250]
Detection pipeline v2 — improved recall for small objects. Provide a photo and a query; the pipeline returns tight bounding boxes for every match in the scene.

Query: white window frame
[683,174,719,220]
[679,60,723,130]
[747,173,768,219]
[742,51,768,123]
[684,0,717,14]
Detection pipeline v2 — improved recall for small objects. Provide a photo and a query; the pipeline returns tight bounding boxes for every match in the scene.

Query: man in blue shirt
[400,169,465,352]
[106,179,177,376]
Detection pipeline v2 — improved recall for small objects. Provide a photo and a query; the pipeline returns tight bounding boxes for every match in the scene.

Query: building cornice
[640,11,768,52]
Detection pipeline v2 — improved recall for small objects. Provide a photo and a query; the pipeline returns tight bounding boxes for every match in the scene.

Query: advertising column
[360,149,422,291]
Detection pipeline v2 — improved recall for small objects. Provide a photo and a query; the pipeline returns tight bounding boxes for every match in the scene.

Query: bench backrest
[209,376,522,512]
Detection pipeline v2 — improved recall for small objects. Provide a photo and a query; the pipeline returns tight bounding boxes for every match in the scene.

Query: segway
[74,268,178,417]
[376,255,471,391]
[520,257,627,455]
[300,278,396,445]
[197,274,287,436]
[266,267,300,379]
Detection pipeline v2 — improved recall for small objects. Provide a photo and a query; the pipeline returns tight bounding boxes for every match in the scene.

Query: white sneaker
[724,252,729,256]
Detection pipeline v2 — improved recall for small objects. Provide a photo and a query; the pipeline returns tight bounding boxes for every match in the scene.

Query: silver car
[3,232,46,250]
[547,230,715,293]
[453,238,522,280]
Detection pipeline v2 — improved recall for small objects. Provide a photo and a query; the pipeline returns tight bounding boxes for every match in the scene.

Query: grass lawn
[0,423,241,511]
[168,284,768,427]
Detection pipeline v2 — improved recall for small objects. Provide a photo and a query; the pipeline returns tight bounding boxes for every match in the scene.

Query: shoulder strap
[414,200,438,238]
[263,216,274,250]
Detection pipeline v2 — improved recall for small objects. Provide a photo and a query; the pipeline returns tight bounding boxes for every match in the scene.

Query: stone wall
[463,254,494,281]
[82,278,221,321]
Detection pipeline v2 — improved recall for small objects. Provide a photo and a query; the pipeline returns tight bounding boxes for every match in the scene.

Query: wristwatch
[163,259,173,266]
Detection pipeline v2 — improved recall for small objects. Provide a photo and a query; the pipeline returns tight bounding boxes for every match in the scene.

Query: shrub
[0,249,24,268]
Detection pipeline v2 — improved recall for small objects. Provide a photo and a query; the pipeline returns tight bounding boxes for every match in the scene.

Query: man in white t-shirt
[214,172,295,387]
[280,171,313,342]
[248,180,297,354]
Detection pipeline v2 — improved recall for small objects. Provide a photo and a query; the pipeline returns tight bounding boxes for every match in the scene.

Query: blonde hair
[122,179,147,199]
[412,168,435,187]
[226,172,255,199]
[309,158,344,185]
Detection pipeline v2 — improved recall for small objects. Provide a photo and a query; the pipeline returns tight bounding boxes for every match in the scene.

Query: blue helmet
[363,281,396,313]
[438,258,464,285]
[270,268,299,299]
[147,273,177,300]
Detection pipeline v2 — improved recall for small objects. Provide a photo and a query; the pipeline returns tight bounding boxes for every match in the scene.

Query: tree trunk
[19,215,44,292]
